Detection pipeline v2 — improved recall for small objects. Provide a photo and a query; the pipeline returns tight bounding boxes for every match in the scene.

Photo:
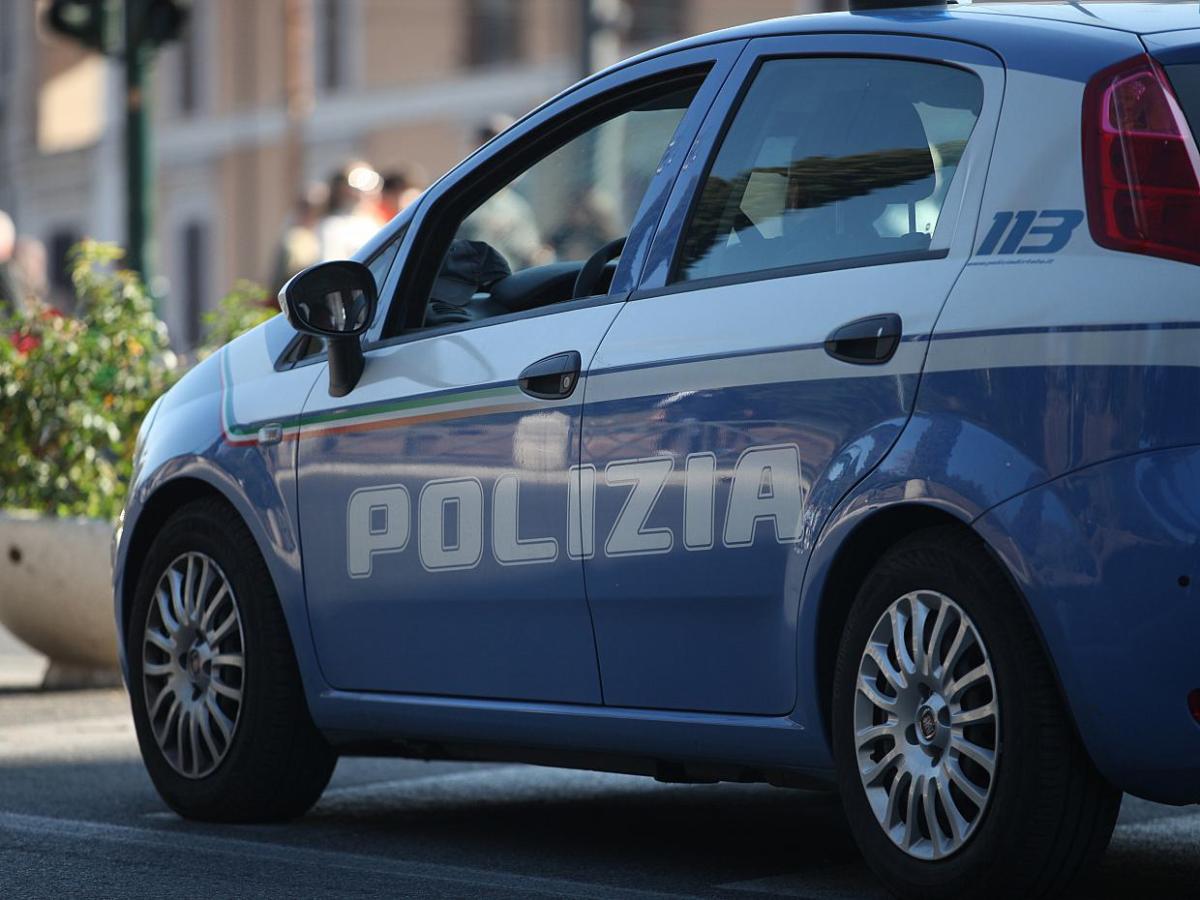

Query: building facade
[0,0,827,347]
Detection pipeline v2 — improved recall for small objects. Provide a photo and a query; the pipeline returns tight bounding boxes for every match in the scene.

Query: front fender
[113,317,327,705]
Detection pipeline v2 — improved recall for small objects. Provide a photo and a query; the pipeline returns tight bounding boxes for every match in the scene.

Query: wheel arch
[807,503,975,750]
[118,476,232,651]
[799,495,1099,784]
[115,460,325,702]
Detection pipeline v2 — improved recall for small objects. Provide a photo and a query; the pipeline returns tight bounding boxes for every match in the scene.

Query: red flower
[8,332,40,354]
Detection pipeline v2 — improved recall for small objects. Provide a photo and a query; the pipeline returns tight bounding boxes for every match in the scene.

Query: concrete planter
[0,510,121,688]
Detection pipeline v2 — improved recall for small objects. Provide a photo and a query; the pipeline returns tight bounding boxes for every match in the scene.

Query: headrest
[787,91,935,209]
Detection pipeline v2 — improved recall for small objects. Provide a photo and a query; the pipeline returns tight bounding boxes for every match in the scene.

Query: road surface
[0,632,1196,899]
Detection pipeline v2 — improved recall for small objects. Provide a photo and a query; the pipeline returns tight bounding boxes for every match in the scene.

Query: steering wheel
[572,236,627,300]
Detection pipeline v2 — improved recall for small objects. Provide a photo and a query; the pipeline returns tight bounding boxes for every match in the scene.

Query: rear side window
[674,57,984,284]
[1166,63,1200,139]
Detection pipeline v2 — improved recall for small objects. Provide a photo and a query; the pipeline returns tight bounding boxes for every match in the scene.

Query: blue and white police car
[114,2,1200,896]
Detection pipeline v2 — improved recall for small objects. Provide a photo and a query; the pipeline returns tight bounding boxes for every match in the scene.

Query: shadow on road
[0,696,1197,899]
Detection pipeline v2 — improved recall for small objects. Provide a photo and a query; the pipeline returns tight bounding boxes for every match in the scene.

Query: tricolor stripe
[220,349,548,445]
[219,322,1200,447]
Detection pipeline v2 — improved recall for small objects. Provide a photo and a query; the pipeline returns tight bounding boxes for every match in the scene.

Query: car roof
[961,2,1200,35]
[616,2,1198,67]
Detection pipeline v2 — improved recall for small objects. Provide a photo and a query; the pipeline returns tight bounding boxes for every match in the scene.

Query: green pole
[123,0,153,287]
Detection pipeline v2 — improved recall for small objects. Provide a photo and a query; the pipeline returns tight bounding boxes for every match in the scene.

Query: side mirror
[279,260,377,397]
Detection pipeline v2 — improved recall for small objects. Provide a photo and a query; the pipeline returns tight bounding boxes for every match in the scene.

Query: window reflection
[676,58,983,283]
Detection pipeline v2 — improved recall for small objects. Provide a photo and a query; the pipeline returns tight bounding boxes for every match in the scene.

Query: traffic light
[43,0,191,285]
[45,0,190,56]
[138,0,190,49]
[45,0,116,54]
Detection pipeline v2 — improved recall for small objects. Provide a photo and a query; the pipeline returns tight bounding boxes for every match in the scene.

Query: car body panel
[296,302,622,701]
[975,445,1200,804]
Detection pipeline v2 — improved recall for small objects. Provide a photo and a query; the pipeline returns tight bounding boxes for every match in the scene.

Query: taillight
[1082,54,1200,266]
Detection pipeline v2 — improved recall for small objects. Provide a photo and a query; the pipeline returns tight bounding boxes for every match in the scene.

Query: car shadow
[0,753,1196,899]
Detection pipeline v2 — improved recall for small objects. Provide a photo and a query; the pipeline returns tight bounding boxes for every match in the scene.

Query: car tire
[127,497,336,822]
[832,526,1120,900]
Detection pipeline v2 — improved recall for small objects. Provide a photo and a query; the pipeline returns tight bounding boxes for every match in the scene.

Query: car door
[581,35,1004,714]
[295,44,742,702]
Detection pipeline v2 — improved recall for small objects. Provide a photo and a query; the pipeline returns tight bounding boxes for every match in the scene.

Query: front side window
[416,82,700,330]
[367,227,405,291]
[675,57,984,284]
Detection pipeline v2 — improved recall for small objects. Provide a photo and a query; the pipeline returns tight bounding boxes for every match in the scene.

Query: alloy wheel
[853,590,999,860]
[141,552,245,779]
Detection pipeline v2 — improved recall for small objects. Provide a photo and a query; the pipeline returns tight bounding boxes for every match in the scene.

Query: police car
[114,2,1200,896]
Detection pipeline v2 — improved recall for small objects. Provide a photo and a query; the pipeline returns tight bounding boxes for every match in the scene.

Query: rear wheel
[127,497,336,821]
[832,527,1120,899]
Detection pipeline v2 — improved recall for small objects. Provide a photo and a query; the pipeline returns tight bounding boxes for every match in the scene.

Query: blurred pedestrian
[12,237,49,304]
[458,116,553,271]
[316,161,383,262]
[377,162,428,221]
[550,186,621,261]
[0,210,18,316]
[272,182,328,289]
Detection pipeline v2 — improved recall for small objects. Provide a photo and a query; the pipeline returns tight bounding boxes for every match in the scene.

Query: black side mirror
[279,260,377,397]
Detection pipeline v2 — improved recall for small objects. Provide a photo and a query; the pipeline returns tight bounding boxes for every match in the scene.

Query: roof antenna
[848,0,948,10]
[1066,1,1102,20]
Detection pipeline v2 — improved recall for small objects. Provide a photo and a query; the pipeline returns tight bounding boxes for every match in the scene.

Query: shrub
[0,242,276,521]
[0,242,177,519]
[198,279,277,358]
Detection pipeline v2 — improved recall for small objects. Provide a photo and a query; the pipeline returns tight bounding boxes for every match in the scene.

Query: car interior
[676,57,983,283]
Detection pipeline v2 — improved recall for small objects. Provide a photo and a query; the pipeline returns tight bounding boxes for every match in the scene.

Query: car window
[1166,63,1200,142]
[415,83,701,332]
[367,230,404,291]
[674,57,984,284]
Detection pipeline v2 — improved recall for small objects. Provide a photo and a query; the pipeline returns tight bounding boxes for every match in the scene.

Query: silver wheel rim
[854,590,999,860]
[142,552,245,779]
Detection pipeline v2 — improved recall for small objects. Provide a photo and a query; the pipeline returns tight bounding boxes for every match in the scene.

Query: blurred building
[0,0,829,347]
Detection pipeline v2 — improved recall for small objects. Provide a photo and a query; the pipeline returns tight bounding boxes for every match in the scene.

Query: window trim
[664,51,984,290]
[633,248,950,302]
[368,289,630,356]
[377,66,714,341]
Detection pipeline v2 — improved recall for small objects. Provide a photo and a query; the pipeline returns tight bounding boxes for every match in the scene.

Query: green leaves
[197,280,276,360]
[0,241,175,520]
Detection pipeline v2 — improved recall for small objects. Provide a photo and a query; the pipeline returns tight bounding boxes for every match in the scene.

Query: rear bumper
[977,445,1200,804]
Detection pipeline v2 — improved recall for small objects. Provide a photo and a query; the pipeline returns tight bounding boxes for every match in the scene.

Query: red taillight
[1082,54,1200,266]
[1190,689,1200,725]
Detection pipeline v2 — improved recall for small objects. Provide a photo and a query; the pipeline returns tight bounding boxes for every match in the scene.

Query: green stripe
[223,349,523,437]
[297,385,519,429]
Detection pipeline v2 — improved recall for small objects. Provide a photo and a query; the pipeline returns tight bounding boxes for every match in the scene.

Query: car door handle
[824,314,903,365]
[519,351,582,400]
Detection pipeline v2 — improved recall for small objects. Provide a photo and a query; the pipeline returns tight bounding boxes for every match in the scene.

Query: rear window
[1166,64,1200,140]
[674,57,984,284]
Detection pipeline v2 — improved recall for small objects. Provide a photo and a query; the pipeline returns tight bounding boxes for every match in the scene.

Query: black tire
[832,526,1120,900]
[127,496,336,822]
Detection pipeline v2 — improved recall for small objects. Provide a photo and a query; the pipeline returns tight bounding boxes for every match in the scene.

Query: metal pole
[578,0,622,79]
[123,0,153,285]
[283,0,314,203]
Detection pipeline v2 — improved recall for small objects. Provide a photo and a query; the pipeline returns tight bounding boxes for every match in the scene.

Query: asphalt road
[0,633,1197,899]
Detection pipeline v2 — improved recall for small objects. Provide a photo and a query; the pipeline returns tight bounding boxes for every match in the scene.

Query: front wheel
[127,497,336,821]
[832,527,1120,899]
